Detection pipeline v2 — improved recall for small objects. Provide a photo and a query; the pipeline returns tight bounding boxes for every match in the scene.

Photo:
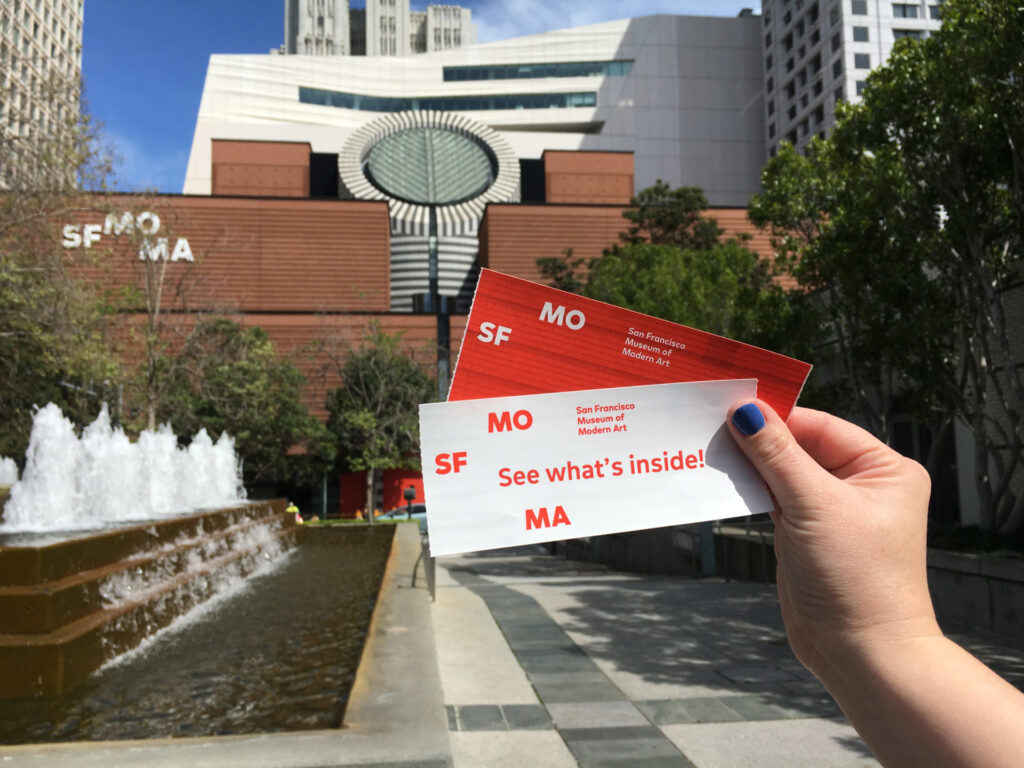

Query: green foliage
[536,180,800,354]
[325,324,436,509]
[0,77,120,462]
[158,318,334,486]
[583,240,792,348]
[619,180,722,249]
[750,0,1024,533]
[536,248,585,294]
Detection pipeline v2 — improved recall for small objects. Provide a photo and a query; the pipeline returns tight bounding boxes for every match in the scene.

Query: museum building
[68,12,780,516]
[68,140,770,515]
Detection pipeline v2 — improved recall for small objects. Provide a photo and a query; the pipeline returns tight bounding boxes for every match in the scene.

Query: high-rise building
[0,0,84,188]
[761,0,943,156]
[285,0,351,55]
[283,0,475,57]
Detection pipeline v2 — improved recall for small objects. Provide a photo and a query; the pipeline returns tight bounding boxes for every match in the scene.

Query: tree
[538,181,799,351]
[159,318,335,487]
[619,180,722,249]
[749,0,1024,533]
[325,324,436,517]
[0,73,120,460]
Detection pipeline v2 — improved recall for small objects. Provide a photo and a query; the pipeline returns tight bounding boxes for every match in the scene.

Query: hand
[726,400,940,675]
[727,400,1024,767]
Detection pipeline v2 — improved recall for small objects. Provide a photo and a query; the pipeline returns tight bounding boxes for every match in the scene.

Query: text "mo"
[488,410,533,433]
[539,302,585,330]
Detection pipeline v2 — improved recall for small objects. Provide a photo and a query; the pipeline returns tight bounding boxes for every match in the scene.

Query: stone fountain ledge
[0,522,451,768]
[0,501,298,698]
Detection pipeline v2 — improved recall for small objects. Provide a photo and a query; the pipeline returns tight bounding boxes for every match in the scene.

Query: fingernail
[732,403,766,436]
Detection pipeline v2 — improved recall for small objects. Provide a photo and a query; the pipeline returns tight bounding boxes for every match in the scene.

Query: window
[894,29,924,39]
[796,19,805,37]
[765,32,772,46]
[813,104,824,124]
[853,26,868,41]
[893,3,918,17]
[810,53,822,72]
[929,4,942,19]
[443,60,634,82]
[787,129,797,144]
[299,86,599,112]
[800,93,809,107]
[766,54,773,69]
[784,10,792,24]
[832,32,842,52]
[785,81,796,99]
[813,80,823,96]
[830,5,841,25]
[788,104,797,119]
[767,76,775,92]
[786,57,795,72]
[784,32,794,51]
[833,58,842,76]
[798,44,806,59]
[851,0,867,13]
[811,28,820,44]
[768,99,776,115]
[769,122,776,138]
[856,80,867,95]
[834,85,844,102]
[855,52,870,68]
[808,2,820,21]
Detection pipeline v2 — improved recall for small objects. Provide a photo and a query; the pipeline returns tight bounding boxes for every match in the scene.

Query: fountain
[0,404,298,698]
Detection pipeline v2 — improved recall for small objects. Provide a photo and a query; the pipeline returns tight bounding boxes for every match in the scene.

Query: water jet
[0,404,296,699]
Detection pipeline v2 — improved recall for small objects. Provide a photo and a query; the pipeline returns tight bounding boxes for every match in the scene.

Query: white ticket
[419,379,771,557]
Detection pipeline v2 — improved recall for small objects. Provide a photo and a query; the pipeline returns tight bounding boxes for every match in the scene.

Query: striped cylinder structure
[338,110,520,311]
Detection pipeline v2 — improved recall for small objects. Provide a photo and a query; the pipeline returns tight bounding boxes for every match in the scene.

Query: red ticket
[448,269,811,419]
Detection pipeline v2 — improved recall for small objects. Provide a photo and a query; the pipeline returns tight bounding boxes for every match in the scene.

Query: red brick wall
[211,140,311,198]
[543,150,634,205]
[68,195,392,313]
[479,204,781,286]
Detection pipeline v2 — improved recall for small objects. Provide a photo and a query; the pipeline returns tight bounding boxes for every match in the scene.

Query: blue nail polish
[732,403,766,436]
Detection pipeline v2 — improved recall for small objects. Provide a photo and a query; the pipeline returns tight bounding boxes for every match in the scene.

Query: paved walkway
[3,526,1021,767]
[432,544,1024,768]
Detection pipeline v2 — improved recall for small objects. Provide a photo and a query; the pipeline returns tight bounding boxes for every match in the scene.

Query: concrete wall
[927,549,1024,639]
[564,529,1024,643]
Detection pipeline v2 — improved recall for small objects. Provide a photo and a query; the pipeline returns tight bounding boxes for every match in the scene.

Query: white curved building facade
[184,13,767,207]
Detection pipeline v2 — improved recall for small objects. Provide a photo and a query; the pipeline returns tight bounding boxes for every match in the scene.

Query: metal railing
[411,531,436,601]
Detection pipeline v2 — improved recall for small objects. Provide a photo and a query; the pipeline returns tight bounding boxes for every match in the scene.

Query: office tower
[0,0,84,187]
[761,0,943,156]
[284,0,475,57]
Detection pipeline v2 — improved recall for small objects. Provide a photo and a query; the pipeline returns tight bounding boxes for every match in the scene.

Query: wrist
[809,615,945,693]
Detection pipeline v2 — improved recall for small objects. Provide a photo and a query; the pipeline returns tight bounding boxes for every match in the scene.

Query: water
[0,528,392,743]
[1,403,245,533]
[0,457,16,485]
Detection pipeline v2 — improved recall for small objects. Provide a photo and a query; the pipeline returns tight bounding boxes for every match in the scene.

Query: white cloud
[102,130,189,194]
[469,0,755,43]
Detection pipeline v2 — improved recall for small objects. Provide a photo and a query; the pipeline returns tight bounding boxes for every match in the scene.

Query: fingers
[727,399,831,511]
[786,407,898,478]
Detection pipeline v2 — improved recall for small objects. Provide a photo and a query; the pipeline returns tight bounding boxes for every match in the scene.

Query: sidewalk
[432,544,872,768]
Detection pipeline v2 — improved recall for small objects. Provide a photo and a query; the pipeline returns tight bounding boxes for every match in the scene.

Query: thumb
[727,399,829,515]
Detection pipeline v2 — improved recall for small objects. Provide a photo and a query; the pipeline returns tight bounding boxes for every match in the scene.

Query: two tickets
[419,270,812,557]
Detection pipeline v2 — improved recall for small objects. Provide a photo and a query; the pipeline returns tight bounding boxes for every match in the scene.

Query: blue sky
[82,1,759,193]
